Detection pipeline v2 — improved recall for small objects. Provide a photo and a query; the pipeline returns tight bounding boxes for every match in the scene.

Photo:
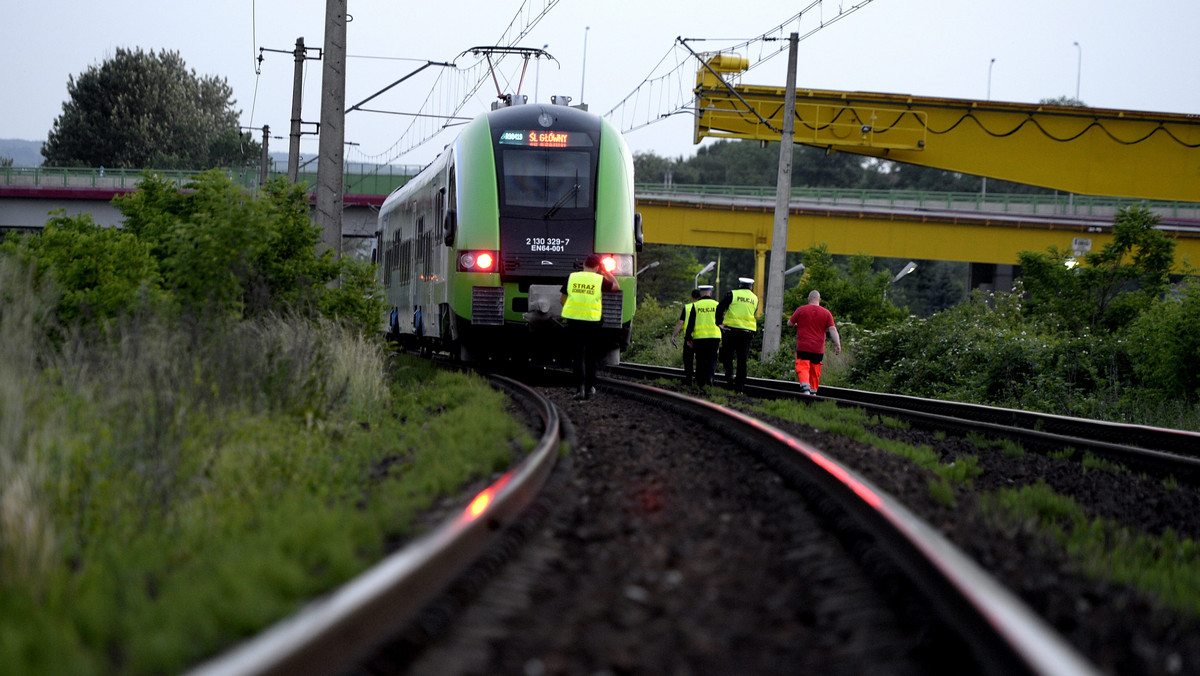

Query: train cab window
[501,149,593,211]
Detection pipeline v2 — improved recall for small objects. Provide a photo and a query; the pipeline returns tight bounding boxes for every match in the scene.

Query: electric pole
[288,38,305,183]
[316,0,347,256]
[761,33,798,361]
[259,125,270,186]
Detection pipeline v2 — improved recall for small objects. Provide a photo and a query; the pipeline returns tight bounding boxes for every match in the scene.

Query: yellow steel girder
[635,196,1200,274]
[694,58,1200,202]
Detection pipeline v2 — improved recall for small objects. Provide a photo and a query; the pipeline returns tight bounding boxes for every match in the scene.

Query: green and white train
[376,96,642,363]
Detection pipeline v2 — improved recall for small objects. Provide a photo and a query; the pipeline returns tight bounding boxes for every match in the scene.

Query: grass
[749,398,981,505]
[966,431,1025,458]
[1082,452,1128,475]
[984,481,1200,617]
[0,264,532,675]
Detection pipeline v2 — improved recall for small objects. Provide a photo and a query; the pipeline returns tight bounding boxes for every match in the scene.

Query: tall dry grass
[0,257,59,595]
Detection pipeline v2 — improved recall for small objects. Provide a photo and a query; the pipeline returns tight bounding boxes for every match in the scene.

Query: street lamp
[636,261,660,276]
[784,262,806,276]
[1073,41,1082,101]
[893,261,918,283]
[983,58,995,199]
[580,27,590,104]
[694,261,715,288]
[886,261,918,301]
[987,57,996,100]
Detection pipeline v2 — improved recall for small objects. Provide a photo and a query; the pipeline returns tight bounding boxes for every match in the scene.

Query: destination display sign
[498,130,593,148]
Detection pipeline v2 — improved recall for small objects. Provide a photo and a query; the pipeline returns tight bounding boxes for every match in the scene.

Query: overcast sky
[3,0,1198,167]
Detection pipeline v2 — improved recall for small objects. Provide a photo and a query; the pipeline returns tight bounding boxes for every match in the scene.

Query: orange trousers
[795,358,823,390]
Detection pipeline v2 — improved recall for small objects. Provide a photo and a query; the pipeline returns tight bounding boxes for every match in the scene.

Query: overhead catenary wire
[347,0,561,166]
[602,0,877,135]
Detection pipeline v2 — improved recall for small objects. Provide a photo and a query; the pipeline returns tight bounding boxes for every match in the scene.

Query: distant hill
[0,139,44,166]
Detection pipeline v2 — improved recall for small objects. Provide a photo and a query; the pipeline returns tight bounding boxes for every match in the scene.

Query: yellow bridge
[670,52,1200,284]
[636,185,1200,285]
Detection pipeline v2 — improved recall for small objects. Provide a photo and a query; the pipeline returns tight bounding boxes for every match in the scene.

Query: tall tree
[42,48,259,170]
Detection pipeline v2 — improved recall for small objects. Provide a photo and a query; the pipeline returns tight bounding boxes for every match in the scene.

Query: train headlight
[599,254,634,277]
[458,250,499,272]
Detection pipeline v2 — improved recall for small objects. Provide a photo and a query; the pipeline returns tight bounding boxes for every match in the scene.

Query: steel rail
[184,374,560,676]
[602,377,1101,676]
[610,362,1200,478]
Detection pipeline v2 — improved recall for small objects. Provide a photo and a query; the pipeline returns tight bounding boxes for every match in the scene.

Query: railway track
[188,366,1109,676]
[610,362,1200,483]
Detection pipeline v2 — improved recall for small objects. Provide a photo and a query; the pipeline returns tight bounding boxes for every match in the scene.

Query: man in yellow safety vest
[717,277,759,393]
[561,253,620,400]
[671,288,703,386]
[685,285,721,391]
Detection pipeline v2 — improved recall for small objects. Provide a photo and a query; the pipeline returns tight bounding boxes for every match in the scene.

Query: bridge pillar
[969,263,1019,294]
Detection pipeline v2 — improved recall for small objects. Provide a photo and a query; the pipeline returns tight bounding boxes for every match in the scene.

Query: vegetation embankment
[630,205,1200,432]
[632,200,1200,619]
[0,175,532,674]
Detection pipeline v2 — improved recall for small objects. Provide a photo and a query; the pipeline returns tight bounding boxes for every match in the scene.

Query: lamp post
[784,263,806,277]
[580,26,590,104]
[694,261,715,288]
[983,58,995,199]
[1073,41,1082,101]
[636,261,660,276]
[886,261,918,301]
[987,57,996,100]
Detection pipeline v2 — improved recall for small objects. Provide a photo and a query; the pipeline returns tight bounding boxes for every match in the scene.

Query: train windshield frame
[499,148,594,212]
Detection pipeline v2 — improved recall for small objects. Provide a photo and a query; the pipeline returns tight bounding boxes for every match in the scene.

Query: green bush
[0,212,168,326]
[1018,205,1174,333]
[3,171,385,336]
[847,289,1130,411]
[624,295,683,366]
[1125,280,1200,398]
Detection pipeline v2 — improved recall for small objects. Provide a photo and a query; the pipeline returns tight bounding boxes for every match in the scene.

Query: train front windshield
[493,123,600,278]
[501,149,593,210]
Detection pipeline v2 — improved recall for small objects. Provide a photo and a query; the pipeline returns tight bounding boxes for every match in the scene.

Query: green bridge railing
[4,167,1197,221]
[0,164,418,196]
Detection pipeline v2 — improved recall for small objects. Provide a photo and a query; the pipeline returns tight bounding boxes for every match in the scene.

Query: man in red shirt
[786,290,842,394]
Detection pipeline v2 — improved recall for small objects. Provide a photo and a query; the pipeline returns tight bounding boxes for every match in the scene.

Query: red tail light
[597,254,634,276]
[458,250,499,272]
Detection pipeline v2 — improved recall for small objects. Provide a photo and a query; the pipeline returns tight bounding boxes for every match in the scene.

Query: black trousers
[682,341,695,383]
[721,328,753,390]
[693,338,720,387]
[566,319,602,391]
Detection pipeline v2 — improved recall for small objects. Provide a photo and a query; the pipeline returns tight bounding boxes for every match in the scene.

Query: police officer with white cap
[717,277,759,393]
[685,284,721,390]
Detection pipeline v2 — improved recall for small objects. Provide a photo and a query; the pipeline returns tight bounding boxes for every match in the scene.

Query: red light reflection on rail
[467,491,492,518]
[463,473,512,521]
[806,450,884,508]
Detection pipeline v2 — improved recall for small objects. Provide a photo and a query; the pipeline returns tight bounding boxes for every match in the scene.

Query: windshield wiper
[543,183,580,219]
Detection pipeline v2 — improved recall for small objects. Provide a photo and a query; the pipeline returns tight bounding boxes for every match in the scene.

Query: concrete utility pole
[259,125,270,186]
[288,37,306,183]
[761,32,798,361]
[316,0,347,256]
